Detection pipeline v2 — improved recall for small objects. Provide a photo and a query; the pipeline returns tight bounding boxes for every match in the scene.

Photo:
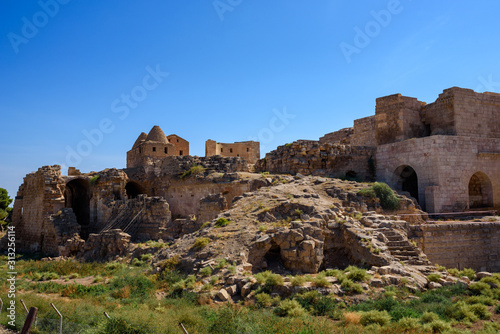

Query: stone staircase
[377,228,430,265]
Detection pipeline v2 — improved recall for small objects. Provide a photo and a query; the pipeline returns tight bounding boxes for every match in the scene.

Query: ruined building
[257,87,500,213]
[205,139,260,164]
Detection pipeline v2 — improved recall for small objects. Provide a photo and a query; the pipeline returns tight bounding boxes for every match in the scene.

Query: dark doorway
[264,242,285,273]
[65,179,91,236]
[394,165,419,203]
[469,172,493,209]
[125,181,146,199]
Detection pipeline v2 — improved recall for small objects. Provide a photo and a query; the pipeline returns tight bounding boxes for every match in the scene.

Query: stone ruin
[3,86,500,271]
[257,87,500,214]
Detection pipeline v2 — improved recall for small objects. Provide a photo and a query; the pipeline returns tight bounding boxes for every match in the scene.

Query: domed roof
[146,125,168,144]
[132,132,148,149]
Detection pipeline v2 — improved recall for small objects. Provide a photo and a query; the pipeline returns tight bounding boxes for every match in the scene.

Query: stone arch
[264,240,284,272]
[125,181,146,199]
[468,171,493,209]
[65,178,91,228]
[393,165,419,203]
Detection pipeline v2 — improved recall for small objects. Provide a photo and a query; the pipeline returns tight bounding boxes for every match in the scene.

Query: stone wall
[319,128,353,145]
[351,116,376,147]
[377,136,500,213]
[168,134,189,156]
[409,222,500,272]
[205,140,260,164]
[375,94,426,145]
[256,140,376,180]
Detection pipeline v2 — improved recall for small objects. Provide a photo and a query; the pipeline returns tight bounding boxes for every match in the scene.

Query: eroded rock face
[79,229,132,261]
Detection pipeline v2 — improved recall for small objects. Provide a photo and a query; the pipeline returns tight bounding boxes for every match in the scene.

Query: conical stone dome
[146,125,168,144]
[132,132,148,149]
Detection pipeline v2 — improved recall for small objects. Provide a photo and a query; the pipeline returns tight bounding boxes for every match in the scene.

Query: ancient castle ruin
[257,87,500,213]
[3,86,500,272]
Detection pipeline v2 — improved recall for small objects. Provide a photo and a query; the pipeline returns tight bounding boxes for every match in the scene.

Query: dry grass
[343,311,361,325]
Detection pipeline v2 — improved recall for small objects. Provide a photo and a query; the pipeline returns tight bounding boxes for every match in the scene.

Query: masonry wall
[256,140,376,180]
[375,94,426,145]
[377,136,500,213]
[127,142,176,168]
[351,116,376,147]
[319,128,353,145]
[205,140,260,164]
[452,89,500,138]
[420,88,457,136]
[167,134,189,156]
[409,223,500,272]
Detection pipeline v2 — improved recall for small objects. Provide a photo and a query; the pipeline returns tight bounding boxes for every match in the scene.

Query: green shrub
[397,317,422,331]
[193,237,210,250]
[469,282,491,296]
[199,266,213,277]
[358,182,400,210]
[464,295,496,306]
[200,221,210,229]
[341,278,363,294]
[495,304,500,314]
[422,320,450,333]
[325,269,343,277]
[469,303,491,320]
[447,301,479,323]
[131,258,144,267]
[140,253,153,262]
[427,273,442,283]
[214,217,230,228]
[480,276,500,287]
[312,276,331,287]
[447,268,460,277]
[345,266,371,282]
[89,174,100,186]
[360,310,391,326]
[291,275,307,286]
[421,311,439,323]
[312,296,337,316]
[274,299,306,317]
[180,164,206,179]
[460,268,476,280]
[255,292,273,308]
[216,258,228,269]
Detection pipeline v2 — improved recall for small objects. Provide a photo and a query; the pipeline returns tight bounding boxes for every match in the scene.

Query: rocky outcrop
[79,229,132,261]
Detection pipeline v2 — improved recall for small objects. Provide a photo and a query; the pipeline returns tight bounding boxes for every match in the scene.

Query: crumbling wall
[409,222,500,272]
[319,128,353,145]
[197,193,227,224]
[205,140,260,164]
[255,140,376,180]
[5,165,66,254]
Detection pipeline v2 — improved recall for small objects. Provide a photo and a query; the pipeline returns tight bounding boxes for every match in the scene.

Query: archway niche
[65,179,91,236]
[393,165,419,203]
[125,181,146,199]
[469,172,493,209]
[264,241,284,272]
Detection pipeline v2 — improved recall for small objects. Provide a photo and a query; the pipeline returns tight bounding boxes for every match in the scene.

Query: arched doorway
[65,179,91,232]
[468,172,493,209]
[394,165,419,203]
[125,181,146,199]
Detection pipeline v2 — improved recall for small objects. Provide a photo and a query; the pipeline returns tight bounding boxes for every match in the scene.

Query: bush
[495,304,500,314]
[180,165,206,179]
[291,275,307,286]
[255,292,273,308]
[193,237,210,250]
[358,182,400,210]
[312,296,337,316]
[341,278,363,294]
[360,310,391,326]
[215,217,231,228]
[469,303,491,320]
[312,276,331,287]
[427,273,442,283]
[274,299,306,317]
[216,258,228,269]
[345,266,371,282]
[460,268,476,280]
[343,312,361,325]
[199,266,213,277]
[421,311,439,323]
[131,258,144,267]
[140,253,153,262]
[469,282,491,296]
[447,268,460,277]
[397,317,421,331]
[422,320,450,333]
[464,295,496,306]
[253,271,284,288]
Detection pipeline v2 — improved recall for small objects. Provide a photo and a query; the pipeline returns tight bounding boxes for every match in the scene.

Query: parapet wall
[409,222,500,272]
[205,140,260,164]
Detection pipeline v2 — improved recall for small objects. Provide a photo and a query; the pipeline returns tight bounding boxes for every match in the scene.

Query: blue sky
[1,0,500,202]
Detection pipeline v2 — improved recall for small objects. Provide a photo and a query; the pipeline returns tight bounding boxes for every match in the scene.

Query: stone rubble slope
[150,174,457,301]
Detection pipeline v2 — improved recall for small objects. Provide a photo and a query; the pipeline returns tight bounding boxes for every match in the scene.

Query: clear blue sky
[1,1,500,202]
